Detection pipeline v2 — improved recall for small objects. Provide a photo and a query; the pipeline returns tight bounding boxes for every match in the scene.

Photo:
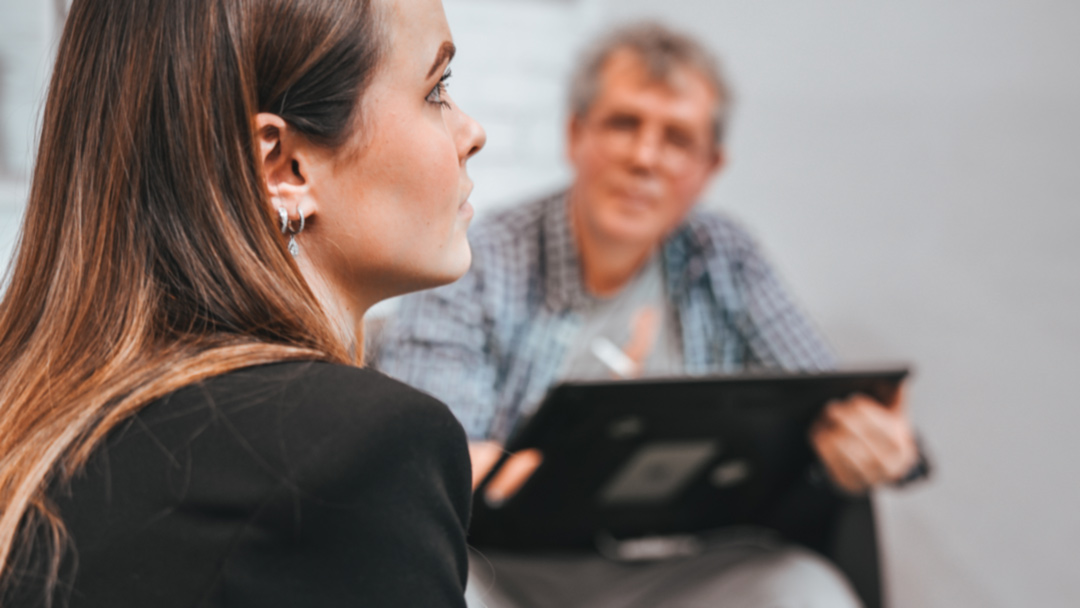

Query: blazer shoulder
[220,360,465,445]
[148,361,469,492]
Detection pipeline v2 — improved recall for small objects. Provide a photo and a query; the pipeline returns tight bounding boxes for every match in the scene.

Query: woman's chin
[437,243,473,285]
[410,242,473,293]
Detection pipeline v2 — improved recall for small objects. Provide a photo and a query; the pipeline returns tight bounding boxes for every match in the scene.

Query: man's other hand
[468,441,543,502]
[809,385,919,495]
[468,441,505,489]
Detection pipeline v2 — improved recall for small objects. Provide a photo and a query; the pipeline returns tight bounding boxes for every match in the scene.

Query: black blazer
[13,361,472,607]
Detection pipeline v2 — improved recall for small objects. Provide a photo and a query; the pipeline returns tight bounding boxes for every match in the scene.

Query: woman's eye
[426,69,452,109]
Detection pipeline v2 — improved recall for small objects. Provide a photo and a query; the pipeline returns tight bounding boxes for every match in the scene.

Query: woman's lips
[458,199,474,219]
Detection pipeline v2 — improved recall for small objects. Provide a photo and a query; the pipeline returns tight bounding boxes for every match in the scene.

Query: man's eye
[666,129,695,149]
[604,115,639,131]
[426,69,452,109]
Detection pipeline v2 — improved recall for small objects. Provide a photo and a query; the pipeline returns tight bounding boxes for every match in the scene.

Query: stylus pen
[590,337,636,379]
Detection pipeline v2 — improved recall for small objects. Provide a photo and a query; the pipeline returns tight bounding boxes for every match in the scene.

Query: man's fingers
[824,398,899,457]
[831,428,889,486]
[622,307,660,372]
[818,395,919,485]
[850,402,919,479]
[485,449,543,504]
[469,441,505,490]
[811,424,869,494]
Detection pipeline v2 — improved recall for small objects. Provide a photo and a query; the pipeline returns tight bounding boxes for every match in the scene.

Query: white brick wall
[443,0,605,213]
[0,0,59,266]
[0,0,605,261]
[0,1,57,180]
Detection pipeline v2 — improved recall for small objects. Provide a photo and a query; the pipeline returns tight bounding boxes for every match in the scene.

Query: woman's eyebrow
[427,41,456,78]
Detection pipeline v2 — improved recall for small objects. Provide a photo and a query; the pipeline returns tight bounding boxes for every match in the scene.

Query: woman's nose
[458,109,486,162]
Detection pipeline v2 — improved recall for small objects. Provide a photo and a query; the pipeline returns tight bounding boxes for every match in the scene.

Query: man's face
[567,50,723,249]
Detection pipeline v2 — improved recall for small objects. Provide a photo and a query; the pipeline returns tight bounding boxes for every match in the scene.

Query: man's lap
[466,535,861,608]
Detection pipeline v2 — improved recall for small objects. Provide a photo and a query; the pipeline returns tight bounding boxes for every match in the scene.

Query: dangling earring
[277,206,304,257]
[287,208,305,257]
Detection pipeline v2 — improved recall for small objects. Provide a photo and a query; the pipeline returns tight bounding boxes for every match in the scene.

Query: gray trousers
[465,535,862,608]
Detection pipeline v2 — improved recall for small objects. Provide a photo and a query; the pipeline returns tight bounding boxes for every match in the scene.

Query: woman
[0,0,485,605]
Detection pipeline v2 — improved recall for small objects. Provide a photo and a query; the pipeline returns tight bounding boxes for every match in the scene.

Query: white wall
[2,0,1077,605]
[453,0,1080,605]
[0,1,59,267]
[450,0,1080,605]
[440,0,604,210]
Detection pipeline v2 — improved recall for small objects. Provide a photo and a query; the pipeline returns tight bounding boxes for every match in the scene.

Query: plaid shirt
[375,191,835,442]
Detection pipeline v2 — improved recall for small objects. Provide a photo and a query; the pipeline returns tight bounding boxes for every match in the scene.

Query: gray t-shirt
[559,254,684,382]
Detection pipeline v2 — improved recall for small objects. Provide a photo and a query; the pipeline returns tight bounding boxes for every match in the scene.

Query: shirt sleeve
[374,265,502,441]
[717,221,932,488]
[723,219,837,371]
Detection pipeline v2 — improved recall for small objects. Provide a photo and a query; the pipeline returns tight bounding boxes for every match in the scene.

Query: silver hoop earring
[277,206,289,235]
[292,209,305,235]
[287,208,305,257]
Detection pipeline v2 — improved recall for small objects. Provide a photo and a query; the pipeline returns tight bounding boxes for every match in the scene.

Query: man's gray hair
[568,21,732,145]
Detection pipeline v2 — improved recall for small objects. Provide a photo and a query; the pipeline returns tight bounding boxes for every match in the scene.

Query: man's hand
[464,308,660,500]
[809,385,919,495]
[468,441,505,489]
[468,441,543,502]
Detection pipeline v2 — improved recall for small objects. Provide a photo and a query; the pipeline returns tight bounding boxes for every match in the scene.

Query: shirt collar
[662,213,712,294]
[541,191,710,312]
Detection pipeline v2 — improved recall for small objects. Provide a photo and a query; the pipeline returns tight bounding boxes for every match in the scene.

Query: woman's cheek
[428,138,460,211]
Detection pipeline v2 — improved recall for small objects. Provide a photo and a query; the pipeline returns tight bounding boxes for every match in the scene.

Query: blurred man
[376,22,926,608]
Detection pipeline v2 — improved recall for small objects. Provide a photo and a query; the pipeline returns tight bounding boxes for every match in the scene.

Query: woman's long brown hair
[0,0,382,602]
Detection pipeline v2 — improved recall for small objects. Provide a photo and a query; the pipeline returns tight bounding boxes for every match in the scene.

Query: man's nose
[626,128,662,173]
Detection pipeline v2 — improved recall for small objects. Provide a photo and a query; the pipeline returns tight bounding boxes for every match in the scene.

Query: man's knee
[714,547,862,608]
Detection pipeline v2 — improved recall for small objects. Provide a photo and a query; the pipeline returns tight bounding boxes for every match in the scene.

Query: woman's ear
[254,113,316,222]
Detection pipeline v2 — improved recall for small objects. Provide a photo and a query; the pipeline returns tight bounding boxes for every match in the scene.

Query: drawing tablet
[469,368,909,551]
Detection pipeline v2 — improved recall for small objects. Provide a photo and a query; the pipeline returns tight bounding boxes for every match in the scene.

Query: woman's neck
[296,256,366,362]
